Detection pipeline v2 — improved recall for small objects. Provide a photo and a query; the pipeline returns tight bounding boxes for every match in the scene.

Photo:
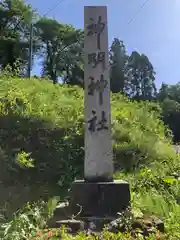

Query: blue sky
[26,0,180,88]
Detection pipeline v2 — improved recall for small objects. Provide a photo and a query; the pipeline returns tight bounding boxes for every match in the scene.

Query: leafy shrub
[0,77,178,181]
[15,151,35,169]
[0,198,58,240]
[0,76,179,238]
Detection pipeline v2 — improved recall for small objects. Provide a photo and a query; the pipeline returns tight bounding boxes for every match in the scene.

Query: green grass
[0,75,179,239]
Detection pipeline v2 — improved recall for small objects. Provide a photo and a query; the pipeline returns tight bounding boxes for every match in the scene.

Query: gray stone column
[69,7,130,221]
[84,6,113,181]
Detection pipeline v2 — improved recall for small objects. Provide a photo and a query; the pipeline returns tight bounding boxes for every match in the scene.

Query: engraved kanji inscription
[96,74,108,105]
[88,110,97,132]
[88,110,108,132]
[88,76,96,96]
[88,74,108,105]
[88,53,97,68]
[87,16,105,49]
[97,111,108,131]
[88,52,105,69]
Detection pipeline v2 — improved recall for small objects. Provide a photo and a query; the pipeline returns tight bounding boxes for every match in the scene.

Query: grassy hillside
[0,76,180,239]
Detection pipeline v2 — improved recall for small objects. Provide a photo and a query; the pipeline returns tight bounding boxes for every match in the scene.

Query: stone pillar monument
[84,6,113,182]
[69,6,130,222]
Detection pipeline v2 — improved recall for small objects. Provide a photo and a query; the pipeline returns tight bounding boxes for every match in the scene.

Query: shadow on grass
[0,114,84,220]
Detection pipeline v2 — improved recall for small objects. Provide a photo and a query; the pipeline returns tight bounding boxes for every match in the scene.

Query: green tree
[109,38,128,93]
[157,83,169,101]
[158,82,180,103]
[65,64,84,87]
[125,51,157,100]
[158,82,180,142]
[160,98,180,143]
[0,0,36,74]
[35,18,84,84]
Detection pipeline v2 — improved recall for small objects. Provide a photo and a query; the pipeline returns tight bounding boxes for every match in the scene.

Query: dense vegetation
[0,0,180,238]
[0,75,179,239]
[0,0,180,142]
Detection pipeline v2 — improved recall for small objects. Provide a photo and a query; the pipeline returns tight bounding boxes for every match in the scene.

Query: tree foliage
[0,1,179,235]
[109,38,128,93]
[1,0,180,143]
[125,51,157,100]
[0,76,179,239]
[35,18,84,84]
[0,0,37,74]
[158,82,180,142]
[109,39,156,100]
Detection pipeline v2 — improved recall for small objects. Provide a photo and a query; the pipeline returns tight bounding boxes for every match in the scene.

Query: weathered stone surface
[47,202,70,228]
[84,6,113,181]
[47,206,164,236]
[55,219,85,233]
[54,202,70,217]
[106,217,125,233]
[106,216,164,236]
[69,180,130,218]
[80,216,115,231]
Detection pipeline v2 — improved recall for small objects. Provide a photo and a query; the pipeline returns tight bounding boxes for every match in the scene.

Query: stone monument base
[69,180,130,219]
